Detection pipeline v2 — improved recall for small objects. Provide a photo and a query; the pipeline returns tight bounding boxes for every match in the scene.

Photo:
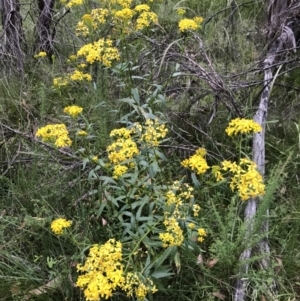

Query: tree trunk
[233,1,298,299]
[0,0,25,73]
[36,0,55,61]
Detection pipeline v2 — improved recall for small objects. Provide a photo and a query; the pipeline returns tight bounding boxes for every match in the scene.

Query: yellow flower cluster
[77,130,88,136]
[70,70,92,82]
[36,124,72,148]
[159,217,184,248]
[188,222,195,229]
[53,70,92,87]
[110,128,133,139]
[63,105,83,118]
[123,273,157,300]
[65,0,83,8]
[221,158,265,201]
[107,127,139,179]
[34,51,47,58]
[197,228,207,243]
[76,239,157,301]
[107,138,139,165]
[141,119,168,147]
[76,9,109,36]
[77,39,120,66]
[225,118,262,136]
[76,2,158,36]
[112,164,128,179]
[77,239,125,300]
[192,204,201,217]
[165,181,194,218]
[53,76,69,87]
[211,165,224,182]
[114,8,135,20]
[135,11,158,30]
[176,8,186,16]
[181,148,209,175]
[51,218,72,235]
[110,0,132,8]
[134,4,150,12]
[178,16,203,32]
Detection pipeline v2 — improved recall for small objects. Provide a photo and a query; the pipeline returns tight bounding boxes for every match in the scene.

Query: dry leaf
[23,277,61,300]
[206,258,218,268]
[196,254,203,265]
[274,256,283,273]
[212,291,226,300]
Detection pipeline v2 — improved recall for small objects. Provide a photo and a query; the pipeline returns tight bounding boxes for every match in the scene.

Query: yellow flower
[141,119,168,147]
[51,218,72,235]
[68,54,77,61]
[225,118,262,136]
[197,228,207,243]
[181,148,209,175]
[70,70,92,81]
[176,8,186,16]
[221,158,265,201]
[134,4,150,12]
[53,76,69,87]
[36,124,72,148]
[192,204,201,217]
[34,51,47,58]
[193,16,204,24]
[77,130,88,136]
[107,138,139,164]
[92,156,98,163]
[136,11,158,30]
[114,8,135,20]
[188,222,195,229]
[211,165,224,182]
[55,135,72,148]
[64,106,83,118]
[178,18,200,32]
[76,239,157,301]
[66,0,83,8]
[113,165,128,179]
[110,128,133,139]
[75,21,89,36]
[63,105,83,117]
[159,217,184,248]
[77,39,120,66]
[77,63,87,69]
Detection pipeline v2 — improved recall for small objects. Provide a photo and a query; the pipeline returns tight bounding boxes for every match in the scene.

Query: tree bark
[0,0,25,73]
[36,0,55,60]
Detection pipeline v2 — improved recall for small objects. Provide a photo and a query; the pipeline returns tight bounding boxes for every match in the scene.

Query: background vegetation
[1,0,300,300]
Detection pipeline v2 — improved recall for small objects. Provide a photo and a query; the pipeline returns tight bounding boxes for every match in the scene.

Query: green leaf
[119,97,135,105]
[149,161,160,178]
[174,252,181,274]
[99,176,117,185]
[191,172,201,188]
[154,247,174,269]
[82,158,89,170]
[151,266,174,279]
[131,87,140,105]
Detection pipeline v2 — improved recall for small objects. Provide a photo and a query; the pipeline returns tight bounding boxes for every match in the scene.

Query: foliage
[1,0,300,300]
